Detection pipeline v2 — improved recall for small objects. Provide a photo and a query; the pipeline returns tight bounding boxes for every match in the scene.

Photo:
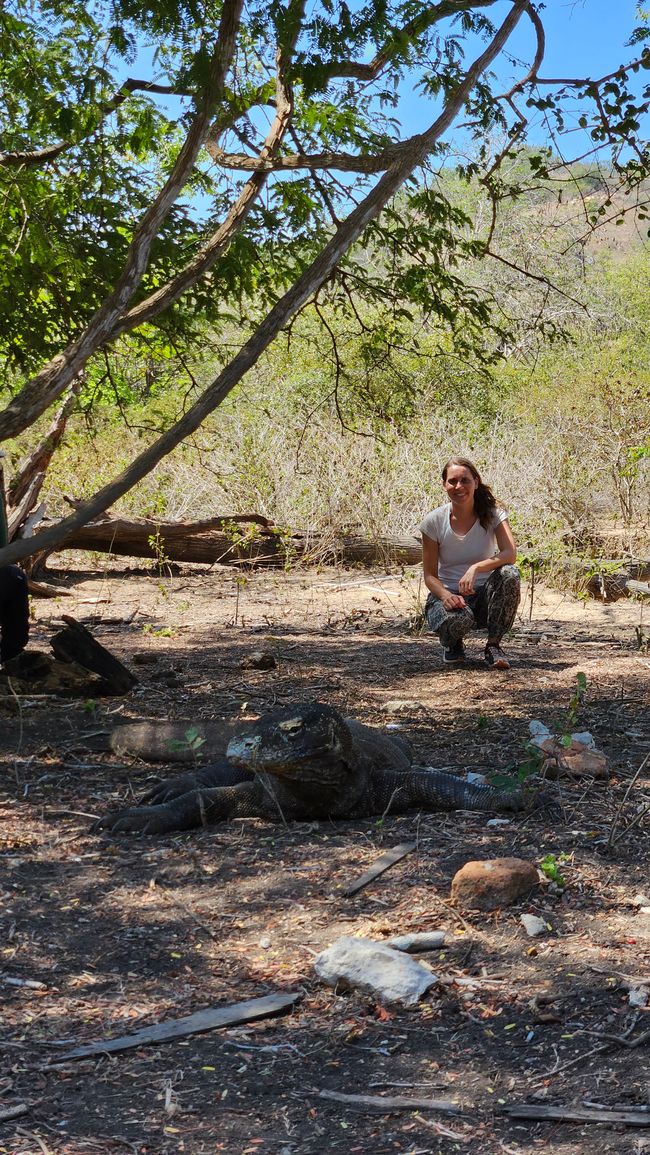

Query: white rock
[529,720,552,740]
[467,772,489,785]
[628,986,649,1008]
[384,932,446,953]
[486,817,511,826]
[569,731,595,750]
[383,699,425,714]
[520,914,548,937]
[314,936,437,1006]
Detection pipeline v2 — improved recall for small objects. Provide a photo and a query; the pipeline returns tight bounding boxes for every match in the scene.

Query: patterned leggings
[425,564,520,648]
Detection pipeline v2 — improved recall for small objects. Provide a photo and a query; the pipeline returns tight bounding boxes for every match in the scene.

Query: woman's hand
[441,590,466,610]
[458,565,479,595]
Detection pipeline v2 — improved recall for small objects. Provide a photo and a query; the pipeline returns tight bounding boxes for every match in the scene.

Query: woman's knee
[498,563,520,589]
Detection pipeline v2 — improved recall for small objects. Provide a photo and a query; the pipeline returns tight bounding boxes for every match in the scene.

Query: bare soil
[1,560,649,1155]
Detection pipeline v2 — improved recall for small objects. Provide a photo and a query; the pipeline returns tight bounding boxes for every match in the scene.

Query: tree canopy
[1,0,649,565]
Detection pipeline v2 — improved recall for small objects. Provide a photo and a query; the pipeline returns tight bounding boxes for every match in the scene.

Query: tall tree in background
[1,0,649,564]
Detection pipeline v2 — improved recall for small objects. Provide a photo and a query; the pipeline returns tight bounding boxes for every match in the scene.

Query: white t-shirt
[419,503,509,593]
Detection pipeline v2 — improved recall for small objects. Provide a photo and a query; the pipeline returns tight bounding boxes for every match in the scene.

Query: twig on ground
[318,1089,462,1114]
[0,1103,29,1122]
[607,753,650,849]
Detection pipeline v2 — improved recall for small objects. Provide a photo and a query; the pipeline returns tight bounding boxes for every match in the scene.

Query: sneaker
[485,643,510,670]
[442,641,466,664]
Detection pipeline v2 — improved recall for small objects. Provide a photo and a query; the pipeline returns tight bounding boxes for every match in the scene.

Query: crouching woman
[420,456,520,669]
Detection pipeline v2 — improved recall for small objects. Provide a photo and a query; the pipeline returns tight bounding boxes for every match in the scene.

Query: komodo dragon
[94,702,554,835]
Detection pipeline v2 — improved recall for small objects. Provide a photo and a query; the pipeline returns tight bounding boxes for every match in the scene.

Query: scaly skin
[94,702,554,835]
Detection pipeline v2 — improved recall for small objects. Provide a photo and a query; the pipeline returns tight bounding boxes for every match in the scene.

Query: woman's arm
[457,519,517,595]
[422,533,466,610]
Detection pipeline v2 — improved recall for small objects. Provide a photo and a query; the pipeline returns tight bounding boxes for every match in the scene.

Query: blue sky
[395,3,647,146]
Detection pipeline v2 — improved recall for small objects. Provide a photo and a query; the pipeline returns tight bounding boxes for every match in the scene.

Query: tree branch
[320,1,498,83]
[0,2,529,567]
[0,79,193,170]
[205,144,404,173]
[0,0,244,442]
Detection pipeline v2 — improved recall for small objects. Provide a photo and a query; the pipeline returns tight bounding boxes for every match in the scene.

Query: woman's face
[443,463,479,504]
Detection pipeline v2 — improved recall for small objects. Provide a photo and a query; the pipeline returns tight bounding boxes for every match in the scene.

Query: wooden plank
[503,1104,650,1126]
[343,842,416,897]
[50,616,137,694]
[46,991,301,1063]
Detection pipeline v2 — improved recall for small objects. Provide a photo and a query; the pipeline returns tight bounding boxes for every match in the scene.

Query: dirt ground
[1,559,649,1155]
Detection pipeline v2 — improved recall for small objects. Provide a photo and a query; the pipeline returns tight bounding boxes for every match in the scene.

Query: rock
[450,858,539,911]
[558,748,609,780]
[529,721,608,780]
[314,936,438,1006]
[133,652,159,666]
[383,699,426,714]
[241,650,276,670]
[529,720,552,741]
[627,986,649,1008]
[384,932,446,953]
[520,913,548,937]
[467,772,489,785]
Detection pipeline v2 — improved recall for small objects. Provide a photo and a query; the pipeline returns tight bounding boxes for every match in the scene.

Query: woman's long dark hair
[441,456,501,530]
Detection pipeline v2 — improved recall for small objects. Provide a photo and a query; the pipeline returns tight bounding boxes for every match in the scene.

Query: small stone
[259,935,272,949]
[450,858,539,911]
[520,913,548,937]
[467,772,489,785]
[314,936,437,1006]
[241,650,276,670]
[627,986,649,1008]
[384,932,446,953]
[133,652,159,666]
[383,699,425,714]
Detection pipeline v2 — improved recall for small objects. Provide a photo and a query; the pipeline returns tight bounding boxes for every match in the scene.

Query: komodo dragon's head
[226,702,356,790]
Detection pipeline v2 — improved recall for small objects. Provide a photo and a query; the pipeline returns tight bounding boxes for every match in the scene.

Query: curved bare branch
[205,143,404,173]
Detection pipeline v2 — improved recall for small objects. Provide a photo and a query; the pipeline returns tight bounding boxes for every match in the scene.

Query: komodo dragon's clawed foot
[93,796,204,835]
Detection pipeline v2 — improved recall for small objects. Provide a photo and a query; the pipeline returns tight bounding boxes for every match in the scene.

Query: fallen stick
[0,974,48,990]
[318,1090,462,1115]
[0,1104,29,1122]
[45,992,301,1063]
[502,1103,650,1126]
[343,842,416,897]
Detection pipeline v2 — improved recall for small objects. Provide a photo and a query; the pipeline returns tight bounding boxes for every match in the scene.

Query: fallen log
[55,514,423,568]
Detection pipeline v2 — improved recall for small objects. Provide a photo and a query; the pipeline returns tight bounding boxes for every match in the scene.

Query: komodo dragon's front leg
[140,760,253,806]
[93,781,261,835]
